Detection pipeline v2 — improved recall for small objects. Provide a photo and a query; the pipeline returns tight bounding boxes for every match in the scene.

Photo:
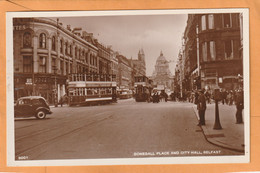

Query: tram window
[87,89,93,95]
[94,88,99,95]
[106,88,112,94]
[100,88,106,95]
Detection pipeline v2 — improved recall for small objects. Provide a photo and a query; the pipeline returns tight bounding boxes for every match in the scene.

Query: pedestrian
[205,90,211,104]
[59,96,64,107]
[235,90,244,124]
[160,91,165,102]
[221,89,227,105]
[197,89,207,126]
[164,92,168,102]
[145,89,151,103]
[194,91,199,105]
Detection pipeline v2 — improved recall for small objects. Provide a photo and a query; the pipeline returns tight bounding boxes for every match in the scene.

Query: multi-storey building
[152,51,174,90]
[13,18,98,104]
[174,50,185,95]
[183,14,199,91]
[110,50,119,86]
[130,49,146,76]
[117,54,132,89]
[178,13,243,91]
[95,41,112,75]
[197,13,242,90]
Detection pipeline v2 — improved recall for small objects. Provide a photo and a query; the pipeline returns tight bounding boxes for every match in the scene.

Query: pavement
[192,102,245,152]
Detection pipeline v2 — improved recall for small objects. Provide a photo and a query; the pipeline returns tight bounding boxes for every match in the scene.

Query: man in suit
[197,89,207,126]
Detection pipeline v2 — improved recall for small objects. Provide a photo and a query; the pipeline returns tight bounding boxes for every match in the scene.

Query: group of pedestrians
[193,88,244,126]
[151,90,168,103]
[221,89,237,106]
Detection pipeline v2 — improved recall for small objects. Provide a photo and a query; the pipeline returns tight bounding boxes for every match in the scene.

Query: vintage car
[14,96,52,119]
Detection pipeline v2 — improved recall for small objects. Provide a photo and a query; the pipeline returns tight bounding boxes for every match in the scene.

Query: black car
[14,96,52,119]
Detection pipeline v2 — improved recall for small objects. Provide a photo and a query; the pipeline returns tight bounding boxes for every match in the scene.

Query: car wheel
[35,110,46,119]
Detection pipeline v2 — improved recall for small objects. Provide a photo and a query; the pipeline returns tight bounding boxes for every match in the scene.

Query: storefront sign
[25,78,32,85]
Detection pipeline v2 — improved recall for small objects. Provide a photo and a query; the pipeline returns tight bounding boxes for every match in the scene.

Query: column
[87,51,90,73]
[97,55,100,73]
[47,36,52,73]
[57,84,60,102]
[33,34,38,73]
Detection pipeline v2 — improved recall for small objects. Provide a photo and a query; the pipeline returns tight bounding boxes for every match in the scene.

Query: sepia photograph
[6,9,249,166]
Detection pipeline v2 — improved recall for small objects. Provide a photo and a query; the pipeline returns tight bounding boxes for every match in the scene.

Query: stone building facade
[13,18,98,103]
[152,51,174,90]
[177,13,243,92]
[130,49,146,76]
[13,17,147,103]
[117,54,132,89]
[198,13,242,90]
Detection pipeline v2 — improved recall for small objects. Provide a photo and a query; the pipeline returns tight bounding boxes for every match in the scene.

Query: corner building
[197,13,243,90]
[13,18,98,104]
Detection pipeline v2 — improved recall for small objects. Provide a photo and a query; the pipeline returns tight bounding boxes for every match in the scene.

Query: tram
[67,73,117,106]
[134,76,153,102]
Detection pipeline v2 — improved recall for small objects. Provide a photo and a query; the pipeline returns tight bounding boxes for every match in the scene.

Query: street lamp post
[213,88,222,130]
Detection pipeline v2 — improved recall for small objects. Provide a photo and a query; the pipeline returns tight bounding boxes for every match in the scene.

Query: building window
[23,32,31,48]
[51,36,56,51]
[66,62,69,75]
[223,14,232,28]
[201,15,206,31]
[209,41,216,61]
[79,49,82,60]
[39,56,46,73]
[68,44,70,55]
[70,45,73,56]
[224,40,233,59]
[60,39,63,53]
[70,63,72,74]
[23,56,32,73]
[85,53,88,64]
[60,60,64,75]
[75,47,78,59]
[202,42,207,62]
[65,42,68,55]
[52,58,56,74]
[208,14,214,29]
[39,33,46,48]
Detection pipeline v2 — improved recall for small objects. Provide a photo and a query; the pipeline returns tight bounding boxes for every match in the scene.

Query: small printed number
[18,156,28,160]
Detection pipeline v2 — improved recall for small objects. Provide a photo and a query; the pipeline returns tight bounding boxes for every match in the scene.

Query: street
[15,98,243,160]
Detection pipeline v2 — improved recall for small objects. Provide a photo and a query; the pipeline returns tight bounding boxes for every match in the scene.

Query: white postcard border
[6,8,250,166]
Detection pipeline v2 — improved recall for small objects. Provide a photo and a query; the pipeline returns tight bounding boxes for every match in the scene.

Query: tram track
[15,111,115,159]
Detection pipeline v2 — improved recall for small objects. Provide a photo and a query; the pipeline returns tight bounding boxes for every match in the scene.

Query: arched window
[23,32,32,48]
[70,45,73,56]
[68,43,70,55]
[85,53,88,63]
[65,42,68,55]
[39,33,46,48]
[60,39,63,53]
[51,36,56,51]
[75,47,78,58]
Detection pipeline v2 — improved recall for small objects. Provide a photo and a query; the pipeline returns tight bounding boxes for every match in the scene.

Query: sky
[58,14,188,76]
